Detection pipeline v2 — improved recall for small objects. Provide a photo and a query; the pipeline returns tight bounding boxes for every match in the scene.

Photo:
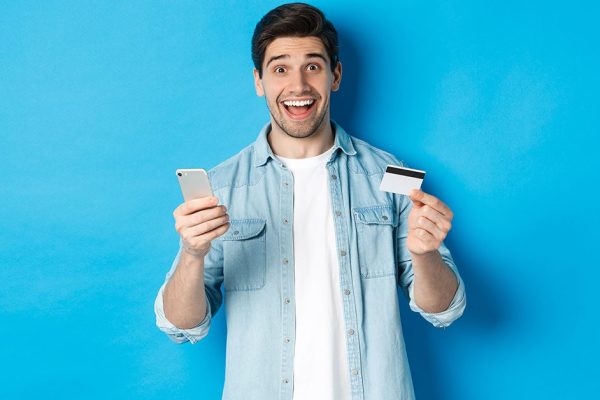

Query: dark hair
[252,3,339,78]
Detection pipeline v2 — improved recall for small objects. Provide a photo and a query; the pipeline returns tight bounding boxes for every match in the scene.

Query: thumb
[409,189,424,206]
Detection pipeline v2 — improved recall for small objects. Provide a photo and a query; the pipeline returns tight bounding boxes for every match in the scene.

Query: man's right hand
[173,196,230,259]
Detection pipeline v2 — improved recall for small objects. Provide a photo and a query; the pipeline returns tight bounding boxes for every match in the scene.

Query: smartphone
[176,168,213,202]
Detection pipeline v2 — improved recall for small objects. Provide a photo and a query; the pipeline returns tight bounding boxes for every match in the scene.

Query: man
[155,3,466,399]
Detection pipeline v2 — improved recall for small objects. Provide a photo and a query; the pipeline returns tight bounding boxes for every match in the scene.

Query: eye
[274,66,286,74]
[306,64,320,71]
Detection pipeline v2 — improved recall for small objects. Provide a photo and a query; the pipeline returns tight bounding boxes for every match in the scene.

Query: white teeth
[283,99,315,107]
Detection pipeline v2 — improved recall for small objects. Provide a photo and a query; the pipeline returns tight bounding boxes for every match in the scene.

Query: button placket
[279,167,295,397]
[327,163,364,394]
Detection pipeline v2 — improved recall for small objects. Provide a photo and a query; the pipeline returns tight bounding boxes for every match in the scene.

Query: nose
[288,69,311,95]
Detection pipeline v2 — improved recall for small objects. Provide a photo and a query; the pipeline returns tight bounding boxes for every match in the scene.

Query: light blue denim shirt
[155,121,466,400]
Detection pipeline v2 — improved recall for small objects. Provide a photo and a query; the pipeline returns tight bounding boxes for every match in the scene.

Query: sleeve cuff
[408,266,467,329]
[154,283,212,344]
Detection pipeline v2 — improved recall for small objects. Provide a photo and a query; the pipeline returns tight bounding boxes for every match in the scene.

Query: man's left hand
[407,189,454,256]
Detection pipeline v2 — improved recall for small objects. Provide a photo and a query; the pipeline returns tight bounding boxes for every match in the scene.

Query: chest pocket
[220,218,266,291]
[353,204,398,278]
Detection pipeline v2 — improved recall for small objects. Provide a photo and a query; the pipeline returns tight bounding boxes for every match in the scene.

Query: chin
[281,121,321,139]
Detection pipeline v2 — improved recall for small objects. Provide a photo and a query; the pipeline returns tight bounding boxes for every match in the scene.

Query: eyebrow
[265,52,328,68]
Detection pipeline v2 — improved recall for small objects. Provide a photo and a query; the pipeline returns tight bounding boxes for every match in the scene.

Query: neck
[267,118,335,159]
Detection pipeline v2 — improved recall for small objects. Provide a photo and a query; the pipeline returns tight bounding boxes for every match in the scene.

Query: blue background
[1,1,598,398]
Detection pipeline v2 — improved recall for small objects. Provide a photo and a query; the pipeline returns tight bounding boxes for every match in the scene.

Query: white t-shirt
[277,145,352,400]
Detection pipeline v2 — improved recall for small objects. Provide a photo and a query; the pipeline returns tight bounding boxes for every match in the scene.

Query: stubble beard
[268,96,329,140]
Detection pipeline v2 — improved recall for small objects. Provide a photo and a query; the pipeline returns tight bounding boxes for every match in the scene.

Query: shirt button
[284,297,291,304]
[351,369,359,376]
[283,218,288,224]
[347,328,355,336]
[283,182,289,187]
[282,378,289,384]
[344,289,351,296]
[233,230,239,235]
[335,211,341,217]
[282,258,289,265]
[382,215,389,221]
[331,174,337,180]
[283,336,290,343]
[340,250,347,256]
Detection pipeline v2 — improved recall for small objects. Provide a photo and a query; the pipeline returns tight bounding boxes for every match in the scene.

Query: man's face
[253,36,342,139]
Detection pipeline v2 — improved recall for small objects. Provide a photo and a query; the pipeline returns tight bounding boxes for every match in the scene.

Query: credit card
[379,165,426,195]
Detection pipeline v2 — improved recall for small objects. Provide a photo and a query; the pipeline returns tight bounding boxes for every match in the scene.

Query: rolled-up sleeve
[154,281,212,344]
[154,239,224,344]
[403,245,466,328]
[396,195,467,328]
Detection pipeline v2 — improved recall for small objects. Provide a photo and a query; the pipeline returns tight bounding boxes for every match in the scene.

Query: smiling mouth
[281,99,316,120]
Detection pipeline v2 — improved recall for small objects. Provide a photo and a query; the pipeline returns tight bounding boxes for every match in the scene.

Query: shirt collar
[252,120,357,167]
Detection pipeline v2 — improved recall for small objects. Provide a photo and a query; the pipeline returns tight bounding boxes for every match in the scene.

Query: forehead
[264,36,329,63]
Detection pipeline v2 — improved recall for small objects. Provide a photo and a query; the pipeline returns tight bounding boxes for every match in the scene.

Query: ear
[253,68,264,97]
[331,61,342,92]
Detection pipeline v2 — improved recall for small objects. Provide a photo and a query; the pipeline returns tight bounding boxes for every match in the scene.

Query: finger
[205,221,230,241]
[183,221,230,255]
[183,214,230,239]
[411,197,425,207]
[414,215,446,242]
[408,189,425,207]
[409,189,452,217]
[412,227,437,244]
[176,206,227,232]
[418,205,452,233]
[174,196,219,216]
[187,205,228,227]
[409,228,440,254]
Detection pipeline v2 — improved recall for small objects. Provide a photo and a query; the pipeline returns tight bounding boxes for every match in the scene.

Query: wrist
[409,249,440,264]
[181,243,209,260]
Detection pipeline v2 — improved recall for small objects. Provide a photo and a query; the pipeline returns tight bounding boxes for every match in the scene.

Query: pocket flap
[353,204,397,226]
[221,218,266,240]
